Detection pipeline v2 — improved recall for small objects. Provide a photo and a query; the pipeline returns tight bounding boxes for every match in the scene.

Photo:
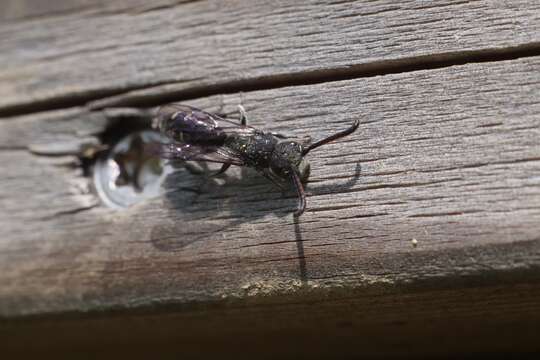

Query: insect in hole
[155,104,359,216]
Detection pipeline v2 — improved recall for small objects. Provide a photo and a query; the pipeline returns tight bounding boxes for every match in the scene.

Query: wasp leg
[169,160,206,175]
[215,104,248,126]
[209,163,231,177]
[237,104,248,125]
[291,170,306,217]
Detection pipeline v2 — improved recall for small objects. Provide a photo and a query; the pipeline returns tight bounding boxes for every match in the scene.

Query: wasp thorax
[271,141,310,182]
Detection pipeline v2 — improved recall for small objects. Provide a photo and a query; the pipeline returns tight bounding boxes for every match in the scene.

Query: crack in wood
[38,203,99,221]
[86,43,540,110]
[1,43,540,118]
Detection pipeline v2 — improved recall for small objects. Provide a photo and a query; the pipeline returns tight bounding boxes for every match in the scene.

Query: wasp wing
[156,104,256,138]
[155,104,256,166]
[159,142,245,166]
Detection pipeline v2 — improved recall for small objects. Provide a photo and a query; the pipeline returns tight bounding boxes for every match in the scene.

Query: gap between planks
[1,42,540,118]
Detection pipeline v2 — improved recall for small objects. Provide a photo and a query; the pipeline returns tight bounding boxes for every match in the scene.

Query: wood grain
[0,0,194,21]
[1,56,539,320]
[1,0,540,114]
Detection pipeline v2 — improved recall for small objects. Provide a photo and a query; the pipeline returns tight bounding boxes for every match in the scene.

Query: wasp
[156,104,359,216]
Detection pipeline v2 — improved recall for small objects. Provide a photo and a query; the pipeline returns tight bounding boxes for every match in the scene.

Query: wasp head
[270,141,310,182]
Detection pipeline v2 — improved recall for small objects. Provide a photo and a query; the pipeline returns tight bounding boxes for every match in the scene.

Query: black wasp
[156,104,359,216]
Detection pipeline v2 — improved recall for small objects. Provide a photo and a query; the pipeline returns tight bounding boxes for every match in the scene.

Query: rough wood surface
[1,0,540,114]
[2,1,540,356]
[1,57,539,320]
[1,0,193,21]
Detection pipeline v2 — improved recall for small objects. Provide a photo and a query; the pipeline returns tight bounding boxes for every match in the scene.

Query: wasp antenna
[291,170,306,217]
[302,119,359,156]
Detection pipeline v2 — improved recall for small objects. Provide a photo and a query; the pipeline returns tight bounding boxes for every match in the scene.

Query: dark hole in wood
[99,113,153,146]
[78,113,153,178]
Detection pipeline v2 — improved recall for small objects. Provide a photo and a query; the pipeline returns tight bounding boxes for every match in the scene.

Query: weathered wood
[1,0,540,114]
[2,1,540,356]
[1,57,539,321]
[1,0,193,21]
[4,283,540,358]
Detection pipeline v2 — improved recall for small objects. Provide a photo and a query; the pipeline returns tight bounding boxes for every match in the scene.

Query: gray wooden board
[1,0,540,113]
[1,0,194,21]
[1,56,539,317]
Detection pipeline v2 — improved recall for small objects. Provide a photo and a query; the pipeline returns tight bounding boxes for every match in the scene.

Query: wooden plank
[1,0,540,114]
[4,283,540,358]
[1,56,539,319]
[0,0,195,22]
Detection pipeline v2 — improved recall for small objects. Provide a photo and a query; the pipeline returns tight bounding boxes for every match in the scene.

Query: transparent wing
[159,142,245,166]
[156,104,256,137]
[154,104,253,166]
